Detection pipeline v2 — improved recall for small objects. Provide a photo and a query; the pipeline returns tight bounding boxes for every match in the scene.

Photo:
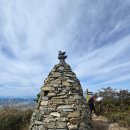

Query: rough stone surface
[68,124,78,130]
[41,101,48,106]
[67,111,80,118]
[50,112,60,117]
[29,52,92,130]
[56,121,67,128]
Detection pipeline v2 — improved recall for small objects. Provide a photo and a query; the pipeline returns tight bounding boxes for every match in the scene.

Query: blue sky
[0,0,130,97]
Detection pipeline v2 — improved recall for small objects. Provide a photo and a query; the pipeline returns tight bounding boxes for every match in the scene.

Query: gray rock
[60,111,68,117]
[68,124,78,130]
[42,87,55,91]
[59,117,68,121]
[37,125,45,130]
[62,109,74,112]
[69,117,81,124]
[53,84,59,87]
[73,95,82,100]
[41,101,48,106]
[48,92,56,97]
[58,66,64,70]
[56,121,67,128]
[65,86,71,90]
[52,72,61,77]
[52,95,67,99]
[54,79,62,84]
[67,111,80,118]
[64,74,74,78]
[62,81,71,87]
[42,96,49,100]
[50,112,60,117]
[34,121,43,125]
[44,121,55,128]
[57,92,66,96]
[58,105,73,109]
[67,79,75,83]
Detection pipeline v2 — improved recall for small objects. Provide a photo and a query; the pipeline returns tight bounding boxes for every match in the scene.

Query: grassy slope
[0,108,33,130]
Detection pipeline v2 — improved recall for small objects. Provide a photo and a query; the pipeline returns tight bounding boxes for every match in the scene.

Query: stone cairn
[29,51,92,130]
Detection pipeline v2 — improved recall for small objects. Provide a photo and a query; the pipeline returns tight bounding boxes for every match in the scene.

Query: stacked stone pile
[30,51,92,130]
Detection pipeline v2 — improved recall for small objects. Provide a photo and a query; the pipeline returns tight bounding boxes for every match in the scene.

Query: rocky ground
[92,114,130,130]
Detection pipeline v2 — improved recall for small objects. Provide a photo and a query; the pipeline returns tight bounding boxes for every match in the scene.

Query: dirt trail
[92,114,129,130]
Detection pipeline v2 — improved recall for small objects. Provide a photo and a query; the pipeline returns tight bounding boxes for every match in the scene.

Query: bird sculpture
[58,51,67,61]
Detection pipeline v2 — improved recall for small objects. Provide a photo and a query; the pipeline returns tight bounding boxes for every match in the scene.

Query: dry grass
[104,111,130,128]
[92,115,129,130]
[0,107,33,130]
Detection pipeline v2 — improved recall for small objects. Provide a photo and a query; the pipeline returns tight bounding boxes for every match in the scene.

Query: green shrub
[94,87,130,127]
[34,93,40,103]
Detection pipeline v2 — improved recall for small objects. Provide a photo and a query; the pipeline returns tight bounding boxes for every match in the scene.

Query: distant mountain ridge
[0,97,35,108]
[0,96,35,98]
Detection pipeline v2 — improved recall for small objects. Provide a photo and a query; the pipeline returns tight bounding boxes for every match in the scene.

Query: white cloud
[74,35,130,78]
[0,0,130,96]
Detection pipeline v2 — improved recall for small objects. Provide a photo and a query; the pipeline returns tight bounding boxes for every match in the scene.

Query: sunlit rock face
[29,52,92,130]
